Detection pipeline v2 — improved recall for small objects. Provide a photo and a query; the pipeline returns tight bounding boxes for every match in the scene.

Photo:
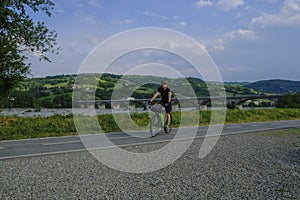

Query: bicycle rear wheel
[150,114,160,137]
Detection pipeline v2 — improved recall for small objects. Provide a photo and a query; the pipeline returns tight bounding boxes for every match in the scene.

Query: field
[1,108,300,140]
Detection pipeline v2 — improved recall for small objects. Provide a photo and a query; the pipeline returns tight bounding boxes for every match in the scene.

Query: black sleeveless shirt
[157,87,171,103]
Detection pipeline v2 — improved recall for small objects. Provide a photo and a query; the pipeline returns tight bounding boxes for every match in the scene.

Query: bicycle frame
[149,104,170,137]
[152,111,166,128]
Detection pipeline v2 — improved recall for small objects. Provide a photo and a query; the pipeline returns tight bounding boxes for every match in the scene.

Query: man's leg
[166,104,172,126]
[164,104,172,133]
[166,113,171,127]
[164,113,172,133]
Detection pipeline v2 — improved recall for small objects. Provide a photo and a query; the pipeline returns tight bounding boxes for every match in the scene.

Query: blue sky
[28,0,300,82]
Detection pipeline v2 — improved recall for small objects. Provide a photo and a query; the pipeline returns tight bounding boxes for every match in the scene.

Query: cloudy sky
[28,0,300,82]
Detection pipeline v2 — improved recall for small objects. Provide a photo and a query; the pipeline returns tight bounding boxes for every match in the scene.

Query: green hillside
[245,79,300,94]
[3,74,264,108]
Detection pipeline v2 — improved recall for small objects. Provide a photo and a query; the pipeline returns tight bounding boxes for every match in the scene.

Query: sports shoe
[164,125,169,133]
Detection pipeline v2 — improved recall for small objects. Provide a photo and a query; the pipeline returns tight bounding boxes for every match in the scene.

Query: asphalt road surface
[1,120,300,160]
[1,120,300,199]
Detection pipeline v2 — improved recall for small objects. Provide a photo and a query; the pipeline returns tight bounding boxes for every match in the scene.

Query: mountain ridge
[245,79,300,94]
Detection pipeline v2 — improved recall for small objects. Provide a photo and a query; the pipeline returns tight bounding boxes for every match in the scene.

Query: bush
[278,93,300,108]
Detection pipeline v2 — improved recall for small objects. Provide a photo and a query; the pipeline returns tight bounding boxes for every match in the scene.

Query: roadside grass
[0,108,300,140]
[259,128,300,136]
[0,114,77,140]
[224,109,300,124]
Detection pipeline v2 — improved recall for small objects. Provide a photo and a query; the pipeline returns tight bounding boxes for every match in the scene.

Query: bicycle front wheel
[150,114,161,137]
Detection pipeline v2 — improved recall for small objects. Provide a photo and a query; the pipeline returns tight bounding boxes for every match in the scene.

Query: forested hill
[3,74,297,108]
[245,80,300,94]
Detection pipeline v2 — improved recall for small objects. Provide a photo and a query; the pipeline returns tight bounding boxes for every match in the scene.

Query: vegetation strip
[0,108,300,140]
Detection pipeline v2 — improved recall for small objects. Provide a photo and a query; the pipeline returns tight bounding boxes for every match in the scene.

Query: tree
[0,0,58,104]
[277,93,300,108]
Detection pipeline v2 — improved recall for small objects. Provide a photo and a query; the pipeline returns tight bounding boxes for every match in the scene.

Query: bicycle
[149,103,172,137]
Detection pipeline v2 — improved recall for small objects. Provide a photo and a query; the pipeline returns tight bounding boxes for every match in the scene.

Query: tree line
[277,93,300,108]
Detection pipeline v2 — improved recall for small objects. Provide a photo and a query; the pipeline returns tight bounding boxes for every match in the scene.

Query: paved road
[1,120,300,160]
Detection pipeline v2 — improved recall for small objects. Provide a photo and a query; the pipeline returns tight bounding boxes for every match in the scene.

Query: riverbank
[0,107,276,117]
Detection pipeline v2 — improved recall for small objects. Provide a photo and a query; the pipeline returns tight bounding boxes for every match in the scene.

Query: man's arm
[168,91,172,103]
[150,92,160,102]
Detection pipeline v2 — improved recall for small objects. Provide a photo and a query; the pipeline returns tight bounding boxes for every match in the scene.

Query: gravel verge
[0,129,299,199]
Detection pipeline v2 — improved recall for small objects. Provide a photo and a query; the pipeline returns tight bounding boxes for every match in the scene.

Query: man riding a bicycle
[149,80,172,133]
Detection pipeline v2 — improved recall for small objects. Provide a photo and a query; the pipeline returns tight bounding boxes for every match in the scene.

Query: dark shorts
[160,102,172,114]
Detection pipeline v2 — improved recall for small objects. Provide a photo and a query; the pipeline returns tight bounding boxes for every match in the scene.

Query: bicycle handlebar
[149,104,165,113]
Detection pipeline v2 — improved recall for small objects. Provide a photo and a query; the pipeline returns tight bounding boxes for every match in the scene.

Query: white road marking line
[1,120,299,144]
[2,126,300,160]
[43,128,201,145]
[0,134,80,143]
[250,124,260,127]
[42,141,82,146]
[289,121,300,124]
[226,126,242,129]
[3,123,300,148]
[0,149,87,160]
[0,147,5,150]
[42,135,149,145]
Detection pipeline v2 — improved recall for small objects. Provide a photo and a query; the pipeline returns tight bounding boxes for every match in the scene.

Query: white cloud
[209,39,225,52]
[55,9,64,14]
[208,29,256,52]
[142,10,169,20]
[87,0,102,8]
[194,0,214,8]
[117,19,135,25]
[224,29,256,40]
[179,21,188,26]
[74,13,96,24]
[142,10,189,26]
[219,65,249,72]
[208,1,300,52]
[211,0,300,53]
[194,0,244,11]
[216,0,245,11]
[168,41,181,49]
[86,37,101,45]
[256,0,279,4]
[143,10,159,17]
[251,0,300,28]
[75,0,101,9]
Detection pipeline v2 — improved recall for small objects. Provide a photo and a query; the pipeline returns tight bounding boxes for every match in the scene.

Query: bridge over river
[76,94,284,110]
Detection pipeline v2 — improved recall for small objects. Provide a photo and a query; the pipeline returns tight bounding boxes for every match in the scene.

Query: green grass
[0,108,300,140]
[44,82,69,89]
[259,127,300,137]
[0,114,77,140]
[225,108,300,124]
